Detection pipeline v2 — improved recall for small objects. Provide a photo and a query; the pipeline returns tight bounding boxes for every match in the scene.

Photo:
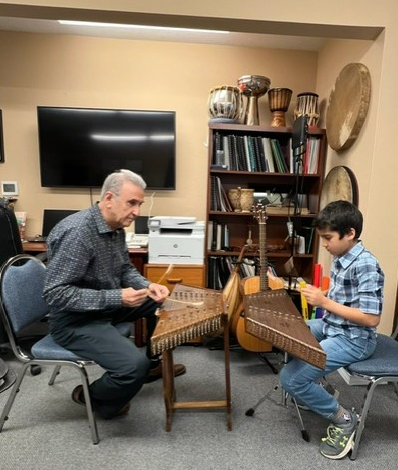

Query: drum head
[320,166,359,210]
[326,63,371,152]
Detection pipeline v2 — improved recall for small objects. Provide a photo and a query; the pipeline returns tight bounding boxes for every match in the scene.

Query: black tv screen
[37,106,176,190]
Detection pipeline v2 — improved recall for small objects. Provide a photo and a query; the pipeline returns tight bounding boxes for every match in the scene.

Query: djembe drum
[237,75,271,125]
[208,85,243,123]
[294,92,320,127]
[151,284,232,432]
[268,87,293,127]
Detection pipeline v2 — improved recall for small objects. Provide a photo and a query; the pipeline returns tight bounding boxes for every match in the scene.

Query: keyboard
[26,236,47,243]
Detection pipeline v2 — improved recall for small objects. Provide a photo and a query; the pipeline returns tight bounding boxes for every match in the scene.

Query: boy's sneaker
[320,410,358,459]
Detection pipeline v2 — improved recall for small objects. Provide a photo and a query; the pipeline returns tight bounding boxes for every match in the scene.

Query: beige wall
[1,0,398,334]
[0,31,318,228]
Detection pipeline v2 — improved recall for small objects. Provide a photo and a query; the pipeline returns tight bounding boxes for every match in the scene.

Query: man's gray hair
[100,169,146,199]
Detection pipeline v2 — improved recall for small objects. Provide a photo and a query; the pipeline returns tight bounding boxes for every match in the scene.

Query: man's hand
[146,283,170,303]
[121,287,149,307]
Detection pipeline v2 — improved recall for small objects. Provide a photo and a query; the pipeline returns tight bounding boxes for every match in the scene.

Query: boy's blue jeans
[279,319,376,419]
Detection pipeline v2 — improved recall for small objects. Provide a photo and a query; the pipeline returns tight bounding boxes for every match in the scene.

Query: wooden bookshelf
[205,122,327,289]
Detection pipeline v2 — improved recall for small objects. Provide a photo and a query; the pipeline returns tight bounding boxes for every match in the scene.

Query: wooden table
[22,242,148,272]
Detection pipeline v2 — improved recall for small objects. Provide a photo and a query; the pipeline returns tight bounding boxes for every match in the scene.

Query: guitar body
[236,275,284,352]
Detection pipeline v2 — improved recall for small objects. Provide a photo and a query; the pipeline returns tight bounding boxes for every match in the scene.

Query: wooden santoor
[244,289,326,369]
[151,285,225,355]
[151,284,232,432]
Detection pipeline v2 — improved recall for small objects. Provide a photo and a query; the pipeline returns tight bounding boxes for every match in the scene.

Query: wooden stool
[151,285,232,432]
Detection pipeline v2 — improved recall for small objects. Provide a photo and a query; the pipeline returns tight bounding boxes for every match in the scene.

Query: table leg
[162,349,175,432]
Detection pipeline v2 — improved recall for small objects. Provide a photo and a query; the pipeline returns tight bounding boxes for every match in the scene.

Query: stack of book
[213,131,321,174]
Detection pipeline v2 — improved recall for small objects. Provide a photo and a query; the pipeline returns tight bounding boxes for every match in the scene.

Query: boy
[280,200,384,459]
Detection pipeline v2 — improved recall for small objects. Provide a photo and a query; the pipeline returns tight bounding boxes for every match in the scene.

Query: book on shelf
[213,131,321,175]
[254,136,267,172]
[292,136,321,175]
[252,136,263,172]
[270,139,288,173]
[305,136,321,174]
[301,226,315,253]
[236,135,248,171]
[208,220,231,252]
[210,176,233,212]
[222,135,231,170]
[243,136,253,172]
[262,137,275,172]
[207,220,213,250]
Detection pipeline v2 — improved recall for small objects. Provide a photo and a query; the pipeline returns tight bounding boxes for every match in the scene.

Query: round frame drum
[326,63,371,152]
[320,166,359,210]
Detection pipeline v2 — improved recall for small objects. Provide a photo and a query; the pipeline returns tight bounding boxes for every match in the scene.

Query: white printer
[148,216,205,265]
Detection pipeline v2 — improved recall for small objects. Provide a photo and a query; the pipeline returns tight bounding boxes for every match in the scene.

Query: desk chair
[342,324,398,460]
[0,254,132,444]
[0,357,16,393]
[0,199,23,346]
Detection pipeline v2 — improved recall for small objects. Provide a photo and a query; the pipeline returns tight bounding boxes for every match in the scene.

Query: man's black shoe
[146,363,186,383]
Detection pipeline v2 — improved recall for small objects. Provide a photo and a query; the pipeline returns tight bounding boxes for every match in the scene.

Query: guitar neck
[259,221,269,291]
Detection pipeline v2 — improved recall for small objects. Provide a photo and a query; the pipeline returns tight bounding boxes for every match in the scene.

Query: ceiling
[0,16,327,51]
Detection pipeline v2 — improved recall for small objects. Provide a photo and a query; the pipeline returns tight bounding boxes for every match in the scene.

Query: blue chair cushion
[31,322,132,361]
[31,334,91,361]
[347,334,398,377]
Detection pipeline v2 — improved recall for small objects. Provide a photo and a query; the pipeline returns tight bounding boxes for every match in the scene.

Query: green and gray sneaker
[320,410,358,459]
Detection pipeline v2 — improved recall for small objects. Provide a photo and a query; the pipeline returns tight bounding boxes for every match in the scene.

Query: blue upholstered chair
[343,325,398,460]
[0,254,132,444]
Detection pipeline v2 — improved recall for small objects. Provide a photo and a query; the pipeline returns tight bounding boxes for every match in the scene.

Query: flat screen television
[37,106,176,190]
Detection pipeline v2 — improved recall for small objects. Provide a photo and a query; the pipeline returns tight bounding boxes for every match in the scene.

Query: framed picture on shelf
[0,110,4,163]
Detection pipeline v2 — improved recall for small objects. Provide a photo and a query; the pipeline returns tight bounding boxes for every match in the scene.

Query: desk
[22,242,148,272]
[23,242,148,347]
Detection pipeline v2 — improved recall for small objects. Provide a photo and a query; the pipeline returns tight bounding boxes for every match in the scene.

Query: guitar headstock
[253,203,268,224]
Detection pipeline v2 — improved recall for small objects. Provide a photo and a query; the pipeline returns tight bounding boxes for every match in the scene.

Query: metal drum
[237,75,271,125]
[208,85,243,123]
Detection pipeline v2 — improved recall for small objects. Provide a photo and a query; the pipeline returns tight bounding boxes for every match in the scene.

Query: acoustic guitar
[234,204,285,352]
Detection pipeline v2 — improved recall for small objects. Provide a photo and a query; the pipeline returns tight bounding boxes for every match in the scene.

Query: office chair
[0,198,24,347]
[0,254,132,444]
[0,357,16,393]
[342,323,398,460]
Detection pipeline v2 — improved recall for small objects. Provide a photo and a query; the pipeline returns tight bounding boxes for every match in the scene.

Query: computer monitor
[42,209,79,237]
[134,216,149,235]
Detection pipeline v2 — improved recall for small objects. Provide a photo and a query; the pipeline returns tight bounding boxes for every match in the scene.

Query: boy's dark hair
[314,200,363,239]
